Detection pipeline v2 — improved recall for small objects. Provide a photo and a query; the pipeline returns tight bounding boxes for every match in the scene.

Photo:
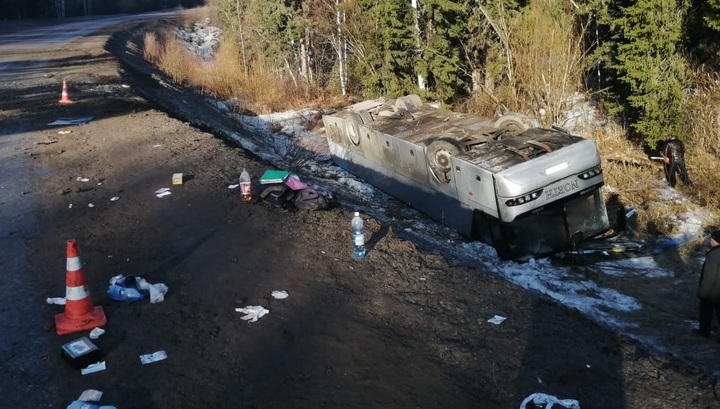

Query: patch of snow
[178,21,720,364]
[593,256,674,278]
[175,20,221,62]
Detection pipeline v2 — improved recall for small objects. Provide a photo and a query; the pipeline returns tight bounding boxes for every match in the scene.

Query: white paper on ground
[235,306,269,322]
[46,297,66,305]
[487,315,507,325]
[271,290,289,299]
[137,278,168,303]
[81,361,106,375]
[78,389,103,402]
[89,327,105,339]
[140,350,168,365]
[519,392,580,409]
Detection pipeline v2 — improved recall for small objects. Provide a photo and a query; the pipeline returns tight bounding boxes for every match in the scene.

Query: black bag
[293,188,328,210]
[259,183,296,207]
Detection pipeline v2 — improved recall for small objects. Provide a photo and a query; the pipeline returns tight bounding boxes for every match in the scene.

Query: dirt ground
[2,16,720,409]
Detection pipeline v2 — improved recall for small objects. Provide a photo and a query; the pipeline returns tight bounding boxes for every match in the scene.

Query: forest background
[4,0,720,239]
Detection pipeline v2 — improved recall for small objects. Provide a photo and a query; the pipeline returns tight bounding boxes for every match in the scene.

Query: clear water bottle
[239,168,252,202]
[351,211,366,258]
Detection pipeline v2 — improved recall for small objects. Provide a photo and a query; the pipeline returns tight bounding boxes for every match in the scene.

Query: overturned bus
[322,94,609,259]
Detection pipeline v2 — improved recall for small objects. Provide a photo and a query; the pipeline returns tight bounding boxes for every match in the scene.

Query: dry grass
[179,6,209,26]
[144,29,335,114]
[590,112,720,239]
[143,15,719,241]
[469,1,720,239]
[143,32,161,64]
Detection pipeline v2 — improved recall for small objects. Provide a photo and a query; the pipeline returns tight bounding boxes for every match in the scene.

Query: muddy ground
[2,16,720,409]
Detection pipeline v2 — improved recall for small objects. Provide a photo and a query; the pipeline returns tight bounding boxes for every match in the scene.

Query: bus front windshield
[502,190,609,258]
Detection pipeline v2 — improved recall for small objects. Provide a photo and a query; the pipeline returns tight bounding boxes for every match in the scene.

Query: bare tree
[55,0,65,18]
[411,0,425,90]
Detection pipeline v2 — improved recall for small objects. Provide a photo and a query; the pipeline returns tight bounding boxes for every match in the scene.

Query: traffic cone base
[55,306,106,335]
[55,240,106,336]
[59,80,73,104]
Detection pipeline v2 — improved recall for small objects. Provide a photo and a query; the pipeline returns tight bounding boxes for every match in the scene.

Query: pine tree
[417,0,470,102]
[584,0,691,148]
[685,0,720,68]
[355,0,417,97]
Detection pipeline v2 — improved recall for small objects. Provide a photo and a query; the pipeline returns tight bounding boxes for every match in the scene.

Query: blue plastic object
[66,400,117,409]
[107,284,145,302]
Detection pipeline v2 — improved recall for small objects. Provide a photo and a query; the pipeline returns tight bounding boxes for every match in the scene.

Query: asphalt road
[3,12,720,409]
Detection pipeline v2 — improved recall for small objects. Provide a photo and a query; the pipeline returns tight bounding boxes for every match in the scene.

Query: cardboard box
[172,173,183,185]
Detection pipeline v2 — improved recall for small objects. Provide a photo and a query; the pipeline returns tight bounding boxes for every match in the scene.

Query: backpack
[293,188,328,210]
[259,183,296,207]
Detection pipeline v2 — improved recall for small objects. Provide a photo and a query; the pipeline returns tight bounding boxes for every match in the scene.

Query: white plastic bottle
[351,212,366,258]
[239,168,252,202]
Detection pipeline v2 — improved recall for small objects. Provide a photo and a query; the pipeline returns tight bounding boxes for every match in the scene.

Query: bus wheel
[345,111,363,145]
[492,113,531,139]
[426,137,463,184]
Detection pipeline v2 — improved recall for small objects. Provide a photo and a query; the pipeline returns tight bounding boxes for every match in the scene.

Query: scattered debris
[172,173,183,185]
[68,204,73,209]
[228,183,239,189]
[140,350,167,365]
[36,139,58,145]
[48,117,94,126]
[62,337,102,370]
[271,290,289,299]
[155,187,171,198]
[519,392,579,409]
[109,274,168,303]
[487,315,507,325]
[76,177,90,182]
[89,327,105,340]
[258,170,329,210]
[77,389,103,402]
[46,297,66,305]
[67,398,117,409]
[80,361,106,375]
[136,277,168,303]
[285,174,308,191]
[107,283,144,302]
[235,305,269,322]
[88,203,95,208]
[110,196,119,201]
[58,130,72,134]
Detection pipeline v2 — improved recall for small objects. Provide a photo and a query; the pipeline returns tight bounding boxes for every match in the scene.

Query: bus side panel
[452,157,499,218]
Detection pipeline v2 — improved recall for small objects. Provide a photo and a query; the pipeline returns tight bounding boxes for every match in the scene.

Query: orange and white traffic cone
[55,240,106,335]
[58,80,73,104]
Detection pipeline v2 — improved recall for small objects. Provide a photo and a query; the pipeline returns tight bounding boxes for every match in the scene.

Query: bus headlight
[578,165,602,180]
[505,189,544,207]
